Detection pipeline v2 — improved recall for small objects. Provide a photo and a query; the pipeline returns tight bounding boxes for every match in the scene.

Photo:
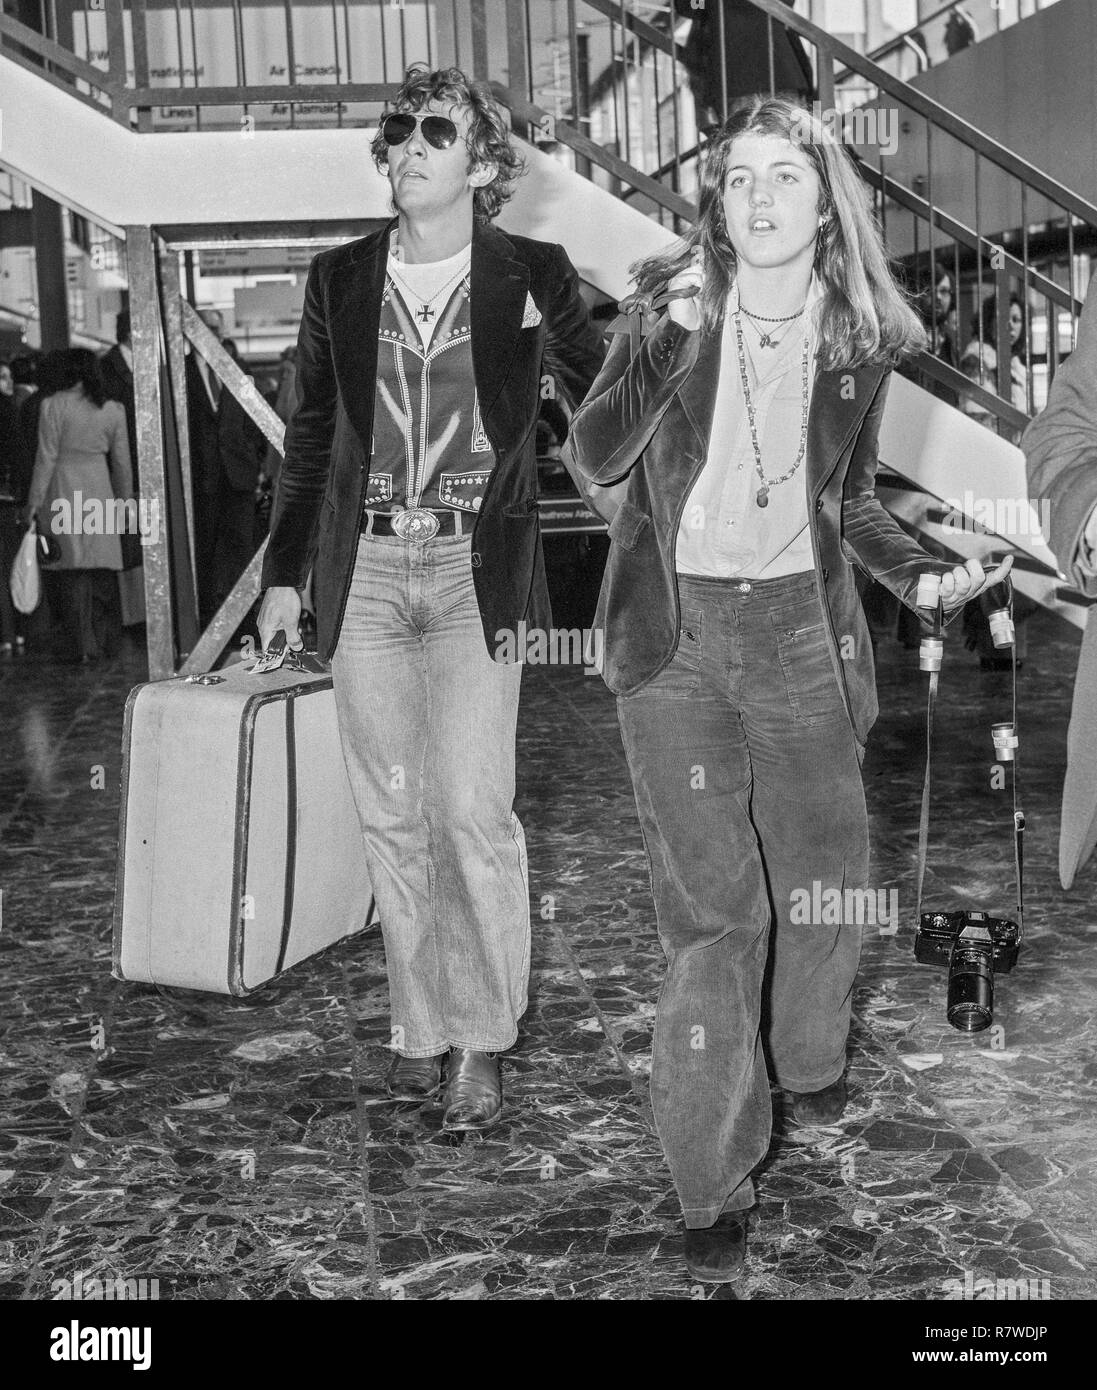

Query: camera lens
[991,722,1018,761]
[987,607,1015,648]
[947,948,994,1032]
[919,636,943,673]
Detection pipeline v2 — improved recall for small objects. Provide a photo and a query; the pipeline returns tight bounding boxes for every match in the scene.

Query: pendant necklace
[738,301,806,349]
[390,257,470,324]
[733,310,811,508]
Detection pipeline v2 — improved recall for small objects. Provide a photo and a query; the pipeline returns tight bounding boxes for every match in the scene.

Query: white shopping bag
[10,524,41,614]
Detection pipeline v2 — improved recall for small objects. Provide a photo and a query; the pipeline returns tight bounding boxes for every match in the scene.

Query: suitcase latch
[184,673,226,685]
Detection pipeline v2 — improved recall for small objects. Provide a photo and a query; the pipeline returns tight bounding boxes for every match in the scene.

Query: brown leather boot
[684,1211,748,1282]
[385,1052,445,1100]
[441,1048,501,1131]
[788,1075,848,1126]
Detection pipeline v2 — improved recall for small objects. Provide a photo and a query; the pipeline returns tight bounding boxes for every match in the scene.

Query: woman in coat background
[564,97,1008,1283]
[23,348,133,663]
[0,357,33,656]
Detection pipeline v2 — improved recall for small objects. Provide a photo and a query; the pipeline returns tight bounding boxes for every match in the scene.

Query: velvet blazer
[563,310,958,747]
[260,218,605,660]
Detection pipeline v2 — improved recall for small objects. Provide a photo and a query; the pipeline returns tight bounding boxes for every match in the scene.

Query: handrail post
[816,42,834,111]
[103,0,127,123]
[470,0,489,83]
[126,226,178,680]
[131,0,152,130]
[161,252,198,608]
[506,0,531,108]
[994,263,1012,411]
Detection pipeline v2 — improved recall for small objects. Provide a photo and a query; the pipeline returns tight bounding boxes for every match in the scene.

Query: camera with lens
[914,910,1021,1033]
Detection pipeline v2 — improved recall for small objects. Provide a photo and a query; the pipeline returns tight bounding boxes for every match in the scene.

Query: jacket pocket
[364,473,393,506]
[607,498,650,552]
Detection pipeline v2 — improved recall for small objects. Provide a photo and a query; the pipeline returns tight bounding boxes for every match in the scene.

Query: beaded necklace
[733,310,811,508]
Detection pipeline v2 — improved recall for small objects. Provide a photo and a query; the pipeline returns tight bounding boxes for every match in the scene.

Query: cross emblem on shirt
[416,303,436,323]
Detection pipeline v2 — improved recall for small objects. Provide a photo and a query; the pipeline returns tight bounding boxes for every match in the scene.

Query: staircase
[0,0,1092,675]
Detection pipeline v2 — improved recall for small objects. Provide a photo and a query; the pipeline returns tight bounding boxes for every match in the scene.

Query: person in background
[10,351,64,654]
[920,259,960,387]
[0,358,33,656]
[961,292,1029,438]
[100,311,136,475]
[674,0,813,130]
[944,6,979,57]
[959,293,1036,670]
[186,307,230,624]
[264,345,297,486]
[16,350,61,466]
[100,308,145,629]
[9,351,39,413]
[211,337,266,609]
[21,349,133,664]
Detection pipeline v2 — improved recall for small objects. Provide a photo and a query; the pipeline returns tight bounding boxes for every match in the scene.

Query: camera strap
[913,609,940,926]
[914,587,1025,943]
[1009,627,1026,942]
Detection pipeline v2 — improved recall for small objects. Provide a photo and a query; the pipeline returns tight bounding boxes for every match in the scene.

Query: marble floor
[1,603,1095,1303]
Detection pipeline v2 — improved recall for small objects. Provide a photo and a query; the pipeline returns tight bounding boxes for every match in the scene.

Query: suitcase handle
[253,631,328,676]
[283,650,327,674]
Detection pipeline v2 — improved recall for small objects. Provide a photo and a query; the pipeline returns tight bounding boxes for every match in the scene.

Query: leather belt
[361,508,465,540]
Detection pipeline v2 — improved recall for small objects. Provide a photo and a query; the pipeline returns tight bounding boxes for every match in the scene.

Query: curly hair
[371,65,525,223]
[631,97,927,371]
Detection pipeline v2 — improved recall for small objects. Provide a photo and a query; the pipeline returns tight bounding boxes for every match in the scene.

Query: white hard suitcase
[113,656,377,995]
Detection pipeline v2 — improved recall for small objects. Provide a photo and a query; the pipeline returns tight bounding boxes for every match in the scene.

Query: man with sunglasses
[258,66,604,1131]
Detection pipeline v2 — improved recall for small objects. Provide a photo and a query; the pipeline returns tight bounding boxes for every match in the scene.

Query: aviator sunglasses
[381,112,459,150]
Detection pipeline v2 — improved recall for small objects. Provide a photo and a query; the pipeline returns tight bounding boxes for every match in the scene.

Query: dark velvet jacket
[260,219,605,661]
[563,311,958,747]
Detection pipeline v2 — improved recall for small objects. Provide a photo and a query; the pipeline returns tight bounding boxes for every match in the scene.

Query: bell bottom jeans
[616,571,869,1227]
[331,532,530,1058]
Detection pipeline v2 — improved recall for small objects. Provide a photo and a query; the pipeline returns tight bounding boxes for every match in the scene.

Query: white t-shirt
[387,240,473,350]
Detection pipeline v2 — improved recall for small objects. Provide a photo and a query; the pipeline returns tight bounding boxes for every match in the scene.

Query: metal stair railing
[533,0,1096,433]
[0,2,403,131]
[7,0,1095,439]
[839,0,1063,88]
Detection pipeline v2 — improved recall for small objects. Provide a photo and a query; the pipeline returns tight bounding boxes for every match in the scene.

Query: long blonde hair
[632,98,926,370]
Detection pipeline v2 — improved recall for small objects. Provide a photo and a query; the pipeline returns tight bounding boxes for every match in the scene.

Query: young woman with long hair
[564,97,1009,1283]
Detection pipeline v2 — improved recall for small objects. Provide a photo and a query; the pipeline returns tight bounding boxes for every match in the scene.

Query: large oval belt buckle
[392,507,440,542]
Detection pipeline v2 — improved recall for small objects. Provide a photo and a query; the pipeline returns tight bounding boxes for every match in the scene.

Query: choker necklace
[738,302,806,349]
[733,309,811,507]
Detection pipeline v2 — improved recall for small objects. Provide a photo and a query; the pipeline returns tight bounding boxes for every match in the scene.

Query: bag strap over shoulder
[606,287,697,360]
